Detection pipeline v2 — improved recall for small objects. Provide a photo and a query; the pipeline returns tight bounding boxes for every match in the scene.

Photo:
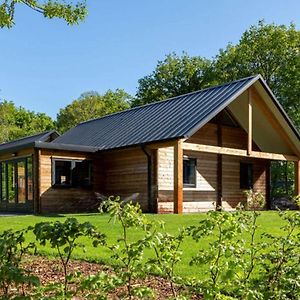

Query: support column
[266,161,271,209]
[174,139,183,214]
[33,149,41,214]
[295,160,300,196]
[248,88,253,155]
[216,116,223,210]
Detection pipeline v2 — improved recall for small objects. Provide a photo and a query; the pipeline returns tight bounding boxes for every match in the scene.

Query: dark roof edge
[0,130,55,148]
[95,137,181,153]
[184,75,261,139]
[78,75,258,127]
[39,130,60,142]
[34,141,98,153]
[0,143,36,156]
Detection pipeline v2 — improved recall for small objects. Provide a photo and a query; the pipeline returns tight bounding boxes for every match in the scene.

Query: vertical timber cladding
[157,121,269,213]
[101,148,149,211]
[39,149,97,213]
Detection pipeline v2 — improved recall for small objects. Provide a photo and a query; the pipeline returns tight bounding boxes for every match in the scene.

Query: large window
[52,159,92,188]
[240,162,253,189]
[183,158,197,188]
[0,156,33,204]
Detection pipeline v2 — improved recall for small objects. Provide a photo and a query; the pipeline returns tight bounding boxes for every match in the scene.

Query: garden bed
[17,255,202,299]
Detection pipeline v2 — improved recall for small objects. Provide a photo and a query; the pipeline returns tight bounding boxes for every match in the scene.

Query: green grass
[0,211,293,278]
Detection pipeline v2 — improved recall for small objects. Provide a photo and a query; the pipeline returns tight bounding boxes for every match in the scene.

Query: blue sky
[0,0,299,119]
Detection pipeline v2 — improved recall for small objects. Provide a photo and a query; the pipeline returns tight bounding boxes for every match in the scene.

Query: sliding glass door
[0,156,33,210]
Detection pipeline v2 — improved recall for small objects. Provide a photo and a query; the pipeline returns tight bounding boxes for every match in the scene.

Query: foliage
[147,229,186,298]
[270,161,295,199]
[0,0,87,28]
[0,229,39,297]
[0,207,299,299]
[100,196,155,299]
[259,212,300,299]
[212,20,300,129]
[56,89,132,133]
[133,53,213,106]
[0,100,55,143]
[241,189,266,210]
[32,217,106,297]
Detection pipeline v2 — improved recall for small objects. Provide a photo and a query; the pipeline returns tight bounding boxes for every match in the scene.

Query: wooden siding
[0,148,34,161]
[39,150,98,213]
[157,122,268,213]
[99,148,149,211]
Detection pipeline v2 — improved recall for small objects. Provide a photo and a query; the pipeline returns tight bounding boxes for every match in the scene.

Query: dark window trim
[183,157,197,188]
[240,162,254,190]
[0,155,33,204]
[51,158,92,188]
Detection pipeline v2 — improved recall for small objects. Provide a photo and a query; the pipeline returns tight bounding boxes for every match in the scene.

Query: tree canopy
[56,89,131,133]
[212,20,300,128]
[134,21,300,129]
[133,53,213,107]
[0,100,55,143]
[0,0,87,28]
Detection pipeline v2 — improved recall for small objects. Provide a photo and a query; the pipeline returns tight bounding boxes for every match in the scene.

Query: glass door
[17,160,26,203]
[7,161,16,203]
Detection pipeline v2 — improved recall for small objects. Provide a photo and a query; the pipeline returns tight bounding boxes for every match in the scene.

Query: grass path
[0,211,292,278]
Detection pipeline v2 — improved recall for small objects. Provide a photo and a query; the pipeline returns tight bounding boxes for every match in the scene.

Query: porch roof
[0,130,59,155]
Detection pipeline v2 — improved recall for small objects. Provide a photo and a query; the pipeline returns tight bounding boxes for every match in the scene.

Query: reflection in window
[54,161,72,186]
[240,162,253,189]
[53,159,92,188]
[183,158,197,188]
[17,160,26,203]
[27,157,33,201]
[7,161,15,203]
[1,163,7,202]
[0,157,34,204]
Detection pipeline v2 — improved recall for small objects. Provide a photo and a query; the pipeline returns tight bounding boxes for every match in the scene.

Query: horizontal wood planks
[39,149,98,213]
[99,148,149,211]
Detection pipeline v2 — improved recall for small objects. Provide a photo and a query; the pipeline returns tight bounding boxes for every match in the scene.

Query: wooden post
[265,161,271,209]
[295,160,300,196]
[248,89,253,155]
[33,149,41,214]
[216,116,223,210]
[174,139,183,214]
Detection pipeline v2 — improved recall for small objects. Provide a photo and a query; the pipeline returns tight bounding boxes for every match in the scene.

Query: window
[240,162,253,189]
[183,158,196,187]
[0,157,33,204]
[52,159,92,188]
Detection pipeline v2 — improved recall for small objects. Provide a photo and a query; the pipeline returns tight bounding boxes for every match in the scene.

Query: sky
[0,0,299,119]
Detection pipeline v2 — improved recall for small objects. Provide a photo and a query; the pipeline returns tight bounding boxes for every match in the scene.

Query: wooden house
[0,75,299,214]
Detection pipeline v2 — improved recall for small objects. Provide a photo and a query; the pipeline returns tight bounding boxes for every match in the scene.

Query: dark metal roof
[53,75,259,151]
[0,130,59,155]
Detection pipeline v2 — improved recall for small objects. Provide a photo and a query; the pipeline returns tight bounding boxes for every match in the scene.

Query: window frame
[183,157,197,188]
[0,156,33,204]
[240,162,254,190]
[51,158,92,188]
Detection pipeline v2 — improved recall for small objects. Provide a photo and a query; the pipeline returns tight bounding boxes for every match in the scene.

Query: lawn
[0,211,293,279]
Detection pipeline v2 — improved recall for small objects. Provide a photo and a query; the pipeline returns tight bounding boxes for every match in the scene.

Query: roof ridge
[0,130,52,147]
[78,75,259,126]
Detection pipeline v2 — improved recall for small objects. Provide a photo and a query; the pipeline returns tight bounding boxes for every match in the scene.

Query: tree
[0,0,87,28]
[56,89,131,133]
[212,20,300,129]
[133,53,213,107]
[0,100,55,143]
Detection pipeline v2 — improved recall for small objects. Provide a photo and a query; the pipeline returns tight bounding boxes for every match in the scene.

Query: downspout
[141,146,154,213]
